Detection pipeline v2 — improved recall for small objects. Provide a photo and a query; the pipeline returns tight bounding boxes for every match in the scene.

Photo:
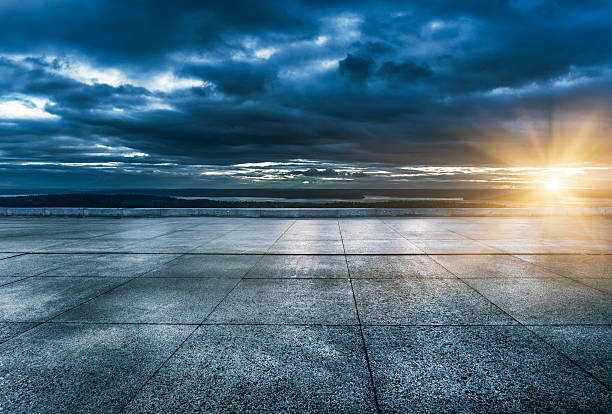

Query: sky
[0,0,611,189]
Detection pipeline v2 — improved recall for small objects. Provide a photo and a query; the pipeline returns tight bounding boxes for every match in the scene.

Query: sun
[544,177,562,191]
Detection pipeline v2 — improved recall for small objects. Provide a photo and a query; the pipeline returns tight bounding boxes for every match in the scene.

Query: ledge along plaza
[0,214,610,413]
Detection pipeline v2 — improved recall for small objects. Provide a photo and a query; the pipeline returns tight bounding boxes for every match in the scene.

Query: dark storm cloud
[0,0,611,188]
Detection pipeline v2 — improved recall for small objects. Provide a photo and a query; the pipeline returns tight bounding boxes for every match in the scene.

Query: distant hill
[0,193,507,208]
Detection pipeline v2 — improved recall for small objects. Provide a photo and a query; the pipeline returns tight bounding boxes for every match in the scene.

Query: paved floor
[0,216,610,413]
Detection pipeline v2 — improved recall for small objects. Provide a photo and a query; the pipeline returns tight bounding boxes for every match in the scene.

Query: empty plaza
[0,215,610,413]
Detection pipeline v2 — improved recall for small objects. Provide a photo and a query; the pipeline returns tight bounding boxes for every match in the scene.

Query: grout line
[429,255,612,392]
[116,221,298,412]
[339,218,381,414]
[510,254,612,297]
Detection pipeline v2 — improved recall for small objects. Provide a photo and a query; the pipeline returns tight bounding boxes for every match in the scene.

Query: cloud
[0,0,611,188]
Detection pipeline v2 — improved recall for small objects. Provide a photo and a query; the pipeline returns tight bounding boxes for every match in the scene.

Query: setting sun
[545,177,562,191]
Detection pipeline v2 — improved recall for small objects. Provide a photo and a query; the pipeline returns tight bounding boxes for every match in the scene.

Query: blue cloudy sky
[0,0,611,189]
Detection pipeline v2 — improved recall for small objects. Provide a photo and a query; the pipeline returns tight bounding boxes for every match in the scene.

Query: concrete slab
[347,255,456,279]
[343,239,423,254]
[0,322,37,344]
[146,254,262,278]
[528,325,612,388]
[515,254,612,278]
[267,239,345,254]
[410,239,501,254]
[0,277,124,322]
[0,323,194,414]
[465,278,612,324]
[122,325,376,413]
[38,253,179,277]
[246,254,348,278]
[0,254,72,277]
[0,216,609,412]
[207,279,357,324]
[363,326,611,413]
[54,277,237,324]
[353,279,515,325]
[431,254,562,279]
[576,278,612,294]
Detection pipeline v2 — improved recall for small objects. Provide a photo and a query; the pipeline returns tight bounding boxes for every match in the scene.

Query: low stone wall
[0,207,610,217]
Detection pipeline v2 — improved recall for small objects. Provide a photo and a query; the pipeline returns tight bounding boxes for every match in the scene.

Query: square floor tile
[122,325,376,413]
[575,278,612,294]
[147,254,261,278]
[0,322,37,343]
[432,255,560,279]
[246,255,348,278]
[39,254,179,277]
[528,325,612,388]
[515,255,612,278]
[54,277,237,324]
[343,239,422,254]
[363,326,611,413]
[268,240,345,254]
[347,255,455,279]
[207,279,357,324]
[0,323,193,414]
[466,278,612,324]
[410,240,500,254]
[0,254,72,277]
[0,277,124,322]
[352,279,515,325]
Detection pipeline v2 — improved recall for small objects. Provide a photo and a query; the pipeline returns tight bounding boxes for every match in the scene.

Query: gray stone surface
[147,254,262,278]
[0,277,125,322]
[528,325,612,388]
[39,253,179,277]
[55,277,237,323]
[363,326,611,413]
[516,254,612,278]
[353,279,515,325]
[432,254,561,279]
[0,216,610,413]
[466,278,612,324]
[123,325,377,413]
[0,323,194,414]
[0,322,37,343]
[0,254,73,277]
[246,254,348,278]
[208,278,357,324]
[347,255,456,278]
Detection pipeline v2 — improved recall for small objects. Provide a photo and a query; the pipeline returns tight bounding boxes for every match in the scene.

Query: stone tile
[352,279,514,325]
[39,254,179,277]
[0,323,193,414]
[347,255,455,279]
[576,278,612,295]
[195,239,275,253]
[38,239,137,252]
[207,279,357,324]
[364,326,611,413]
[343,239,423,254]
[147,254,261,278]
[267,240,345,254]
[0,277,27,287]
[0,277,124,322]
[397,230,468,240]
[123,325,376,413]
[0,322,37,343]
[528,325,612,388]
[466,278,612,324]
[55,277,236,324]
[246,255,348,278]
[410,239,501,254]
[0,254,72,277]
[432,254,560,279]
[515,254,612,278]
